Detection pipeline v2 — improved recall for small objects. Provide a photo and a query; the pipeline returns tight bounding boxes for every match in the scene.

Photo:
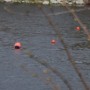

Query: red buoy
[14,42,21,49]
[76,26,80,31]
[51,39,56,45]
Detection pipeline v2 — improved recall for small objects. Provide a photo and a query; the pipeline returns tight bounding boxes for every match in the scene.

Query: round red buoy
[14,42,21,49]
[51,39,56,45]
[76,26,80,31]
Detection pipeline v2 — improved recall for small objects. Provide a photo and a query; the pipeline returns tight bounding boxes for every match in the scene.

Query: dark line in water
[61,1,90,41]
[37,4,89,90]
[2,3,89,90]
[26,51,72,90]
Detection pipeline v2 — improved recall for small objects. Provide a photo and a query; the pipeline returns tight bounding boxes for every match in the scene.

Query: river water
[0,3,90,90]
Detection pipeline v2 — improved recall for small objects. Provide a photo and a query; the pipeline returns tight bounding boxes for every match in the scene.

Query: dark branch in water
[61,1,90,41]
[37,4,89,90]
[27,51,72,90]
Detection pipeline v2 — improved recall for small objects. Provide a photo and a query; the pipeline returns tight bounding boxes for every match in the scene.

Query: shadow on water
[0,3,90,90]
[71,41,90,50]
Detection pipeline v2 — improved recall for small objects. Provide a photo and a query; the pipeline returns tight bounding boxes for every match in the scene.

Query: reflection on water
[0,3,90,90]
[71,41,90,49]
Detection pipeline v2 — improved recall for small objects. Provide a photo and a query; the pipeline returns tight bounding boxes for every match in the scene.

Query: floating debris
[26,52,34,58]
[32,73,38,78]
[43,69,49,74]
[74,18,78,21]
